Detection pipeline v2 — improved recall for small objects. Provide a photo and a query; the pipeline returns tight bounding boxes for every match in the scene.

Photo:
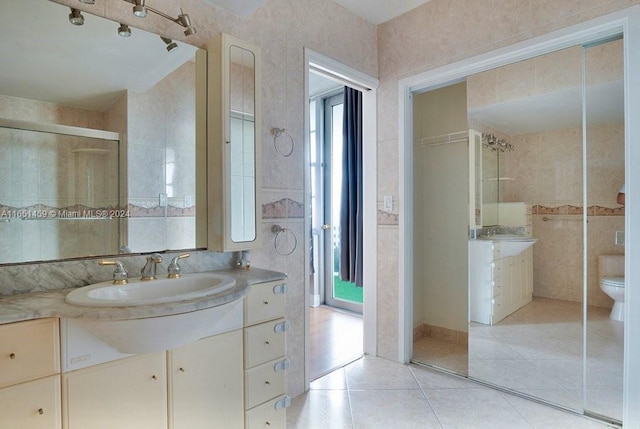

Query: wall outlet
[615,231,625,246]
[383,195,393,211]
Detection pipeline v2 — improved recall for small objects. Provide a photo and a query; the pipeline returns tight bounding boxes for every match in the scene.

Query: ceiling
[203,0,432,24]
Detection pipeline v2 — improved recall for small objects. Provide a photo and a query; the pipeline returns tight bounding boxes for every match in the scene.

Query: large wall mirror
[0,0,206,264]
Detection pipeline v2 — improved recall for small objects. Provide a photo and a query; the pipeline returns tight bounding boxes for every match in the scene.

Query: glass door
[322,93,363,314]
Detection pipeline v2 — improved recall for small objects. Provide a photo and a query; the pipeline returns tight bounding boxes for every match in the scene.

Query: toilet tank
[598,254,625,278]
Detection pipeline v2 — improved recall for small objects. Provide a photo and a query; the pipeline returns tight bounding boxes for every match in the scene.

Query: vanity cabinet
[169,330,244,429]
[0,318,61,429]
[208,33,262,252]
[62,352,168,429]
[469,241,533,325]
[243,280,290,427]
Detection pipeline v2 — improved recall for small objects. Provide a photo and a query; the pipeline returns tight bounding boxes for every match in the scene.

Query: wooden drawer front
[245,395,290,429]
[0,318,60,388]
[244,282,287,327]
[244,319,288,369]
[0,374,61,429]
[245,358,288,409]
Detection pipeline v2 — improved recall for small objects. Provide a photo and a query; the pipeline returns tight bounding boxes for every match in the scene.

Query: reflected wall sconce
[482,132,514,152]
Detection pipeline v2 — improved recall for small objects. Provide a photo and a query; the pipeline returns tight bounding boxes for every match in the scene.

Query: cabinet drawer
[245,358,288,409]
[0,318,60,388]
[0,374,61,429]
[244,281,287,327]
[244,319,288,369]
[245,395,290,429]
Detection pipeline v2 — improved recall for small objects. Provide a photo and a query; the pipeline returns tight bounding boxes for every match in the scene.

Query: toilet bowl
[600,277,625,322]
[598,255,625,322]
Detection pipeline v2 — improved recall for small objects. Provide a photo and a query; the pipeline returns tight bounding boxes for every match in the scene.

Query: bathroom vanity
[0,269,288,429]
[469,240,533,325]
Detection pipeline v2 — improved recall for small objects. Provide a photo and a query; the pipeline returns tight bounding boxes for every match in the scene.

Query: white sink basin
[480,235,537,257]
[66,272,236,307]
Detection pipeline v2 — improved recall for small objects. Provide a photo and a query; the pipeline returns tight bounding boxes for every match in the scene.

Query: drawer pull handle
[265,422,271,426]
[9,353,16,359]
[273,320,290,334]
[38,408,44,415]
[265,340,270,345]
[274,395,291,410]
[264,300,269,305]
[273,284,288,295]
[274,359,290,372]
[152,375,157,380]
[179,367,185,373]
[265,381,270,385]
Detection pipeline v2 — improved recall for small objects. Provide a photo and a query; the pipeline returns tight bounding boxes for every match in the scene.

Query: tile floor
[287,356,615,428]
[413,298,623,423]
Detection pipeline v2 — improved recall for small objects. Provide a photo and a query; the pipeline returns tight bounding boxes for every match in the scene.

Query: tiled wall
[127,61,197,253]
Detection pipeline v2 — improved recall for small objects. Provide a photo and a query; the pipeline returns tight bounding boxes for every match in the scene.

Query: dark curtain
[339,86,363,287]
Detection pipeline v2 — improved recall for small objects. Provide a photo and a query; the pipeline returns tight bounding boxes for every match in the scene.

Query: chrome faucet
[167,253,190,279]
[99,260,128,285]
[141,253,163,281]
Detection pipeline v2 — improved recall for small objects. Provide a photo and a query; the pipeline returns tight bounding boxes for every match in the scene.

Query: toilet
[598,255,625,322]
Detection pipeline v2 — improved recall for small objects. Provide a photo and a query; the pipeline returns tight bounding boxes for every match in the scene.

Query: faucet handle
[99,260,128,285]
[140,253,163,281]
[168,253,190,279]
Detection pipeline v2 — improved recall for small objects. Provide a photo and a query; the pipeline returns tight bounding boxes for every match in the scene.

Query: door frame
[304,48,378,389]
[398,6,640,426]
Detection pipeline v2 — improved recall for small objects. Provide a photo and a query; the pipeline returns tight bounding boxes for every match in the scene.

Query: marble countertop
[0,267,287,325]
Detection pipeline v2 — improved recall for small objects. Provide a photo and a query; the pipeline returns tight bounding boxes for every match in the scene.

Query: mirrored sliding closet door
[411,35,625,426]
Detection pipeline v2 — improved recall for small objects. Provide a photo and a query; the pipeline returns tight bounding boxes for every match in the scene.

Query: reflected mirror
[228,45,256,243]
[0,0,204,264]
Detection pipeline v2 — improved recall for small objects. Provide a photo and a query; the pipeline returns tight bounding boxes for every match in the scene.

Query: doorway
[308,73,362,381]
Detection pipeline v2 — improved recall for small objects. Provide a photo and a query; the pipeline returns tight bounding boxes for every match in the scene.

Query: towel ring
[272,224,297,256]
[271,128,294,158]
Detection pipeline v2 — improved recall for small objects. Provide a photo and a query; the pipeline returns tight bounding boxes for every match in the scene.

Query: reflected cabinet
[208,34,262,251]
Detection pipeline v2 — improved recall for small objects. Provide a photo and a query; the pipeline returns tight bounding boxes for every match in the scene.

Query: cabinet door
[0,375,61,429]
[169,330,243,429]
[63,353,167,429]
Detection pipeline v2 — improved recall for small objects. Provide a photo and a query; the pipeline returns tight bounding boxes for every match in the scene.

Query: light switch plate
[383,195,393,211]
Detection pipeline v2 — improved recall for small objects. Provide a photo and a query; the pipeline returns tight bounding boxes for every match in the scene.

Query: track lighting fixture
[118,23,132,37]
[68,8,85,26]
[132,0,148,18]
[161,36,178,53]
[121,1,196,36]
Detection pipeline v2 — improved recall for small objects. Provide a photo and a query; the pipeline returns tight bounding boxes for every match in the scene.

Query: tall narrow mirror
[229,45,257,243]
